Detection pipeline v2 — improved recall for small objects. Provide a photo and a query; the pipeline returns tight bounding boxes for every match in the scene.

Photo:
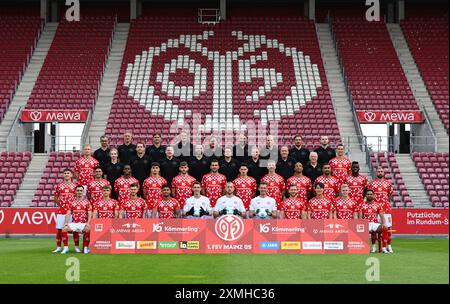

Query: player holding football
[92,186,119,219]
[74,144,99,196]
[286,162,312,203]
[314,163,340,201]
[184,182,212,218]
[52,169,77,253]
[114,165,139,208]
[213,182,246,218]
[232,163,257,211]
[280,184,308,219]
[171,162,197,208]
[62,186,92,254]
[143,162,167,217]
[120,183,147,219]
[345,161,368,212]
[332,184,358,219]
[201,159,227,208]
[152,185,181,219]
[260,160,285,208]
[249,182,278,219]
[307,182,334,220]
[87,167,110,205]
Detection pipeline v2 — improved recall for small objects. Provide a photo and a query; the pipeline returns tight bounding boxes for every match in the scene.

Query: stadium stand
[0,152,32,207]
[412,152,449,208]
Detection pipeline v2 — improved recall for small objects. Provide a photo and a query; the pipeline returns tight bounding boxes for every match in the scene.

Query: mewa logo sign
[20,110,89,123]
[0,208,57,234]
[356,111,424,123]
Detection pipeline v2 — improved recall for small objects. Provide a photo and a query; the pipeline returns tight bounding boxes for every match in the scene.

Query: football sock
[387,231,392,245]
[370,231,377,245]
[62,231,69,246]
[83,232,90,248]
[73,232,80,247]
[382,227,389,248]
[56,230,62,247]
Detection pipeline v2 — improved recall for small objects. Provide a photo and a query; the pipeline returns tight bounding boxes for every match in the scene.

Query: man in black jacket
[219,147,240,182]
[130,142,151,193]
[303,151,322,185]
[315,135,336,166]
[93,135,111,169]
[117,131,136,166]
[159,146,180,186]
[233,133,250,163]
[276,145,296,182]
[174,130,193,162]
[189,145,211,182]
[145,132,166,162]
[247,146,267,186]
[289,134,310,167]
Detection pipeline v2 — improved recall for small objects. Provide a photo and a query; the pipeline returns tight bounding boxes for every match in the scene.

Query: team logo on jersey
[215,215,244,242]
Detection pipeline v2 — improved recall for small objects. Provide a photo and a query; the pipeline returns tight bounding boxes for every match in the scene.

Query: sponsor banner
[391,209,449,234]
[20,110,89,123]
[0,208,57,234]
[356,110,424,123]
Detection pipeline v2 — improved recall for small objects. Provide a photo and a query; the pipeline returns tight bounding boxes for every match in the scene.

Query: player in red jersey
[260,160,285,208]
[153,185,181,219]
[307,182,334,219]
[120,183,148,219]
[74,144,99,195]
[233,163,257,211]
[360,189,389,254]
[143,162,167,215]
[345,161,368,211]
[87,167,110,205]
[329,144,352,188]
[171,162,196,208]
[114,165,139,208]
[286,162,312,203]
[92,186,119,219]
[52,169,77,253]
[332,184,358,220]
[62,186,92,254]
[314,163,340,202]
[280,184,308,219]
[201,159,227,208]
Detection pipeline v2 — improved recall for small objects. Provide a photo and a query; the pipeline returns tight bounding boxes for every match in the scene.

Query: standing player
[87,167,110,206]
[280,184,308,219]
[92,186,119,219]
[346,161,368,211]
[184,182,213,218]
[329,144,352,188]
[171,162,197,209]
[143,163,167,216]
[103,148,124,199]
[152,185,181,219]
[62,186,92,254]
[114,165,139,208]
[260,160,285,208]
[286,162,312,204]
[307,182,334,220]
[120,184,148,219]
[74,144,99,196]
[249,182,278,219]
[213,182,246,218]
[360,189,389,254]
[233,163,257,211]
[314,163,340,202]
[332,184,358,220]
[201,159,227,208]
[52,169,77,253]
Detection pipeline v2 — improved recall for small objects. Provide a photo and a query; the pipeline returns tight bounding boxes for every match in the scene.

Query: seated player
[280,184,308,219]
[92,186,119,219]
[183,182,213,218]
[307,182,334,220]
[119,183,147,219]
[332,184,359,220]
[62,186,92,254]
[360,189,389,254]
[152,185,181,219]
[249,182,278,219]
[213,182,246,218]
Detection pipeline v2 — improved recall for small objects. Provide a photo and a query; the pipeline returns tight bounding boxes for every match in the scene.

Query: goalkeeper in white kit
[183,182,213,218]
[249,181,278,219]
[213,182,246,218]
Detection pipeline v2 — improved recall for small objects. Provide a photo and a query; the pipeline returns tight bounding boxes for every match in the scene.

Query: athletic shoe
[52,247,62,253]
[74,247,81,253]
[382,248,390,254]
[387,245,394,253]
[371,245,377,253]
[61,247,69,254]
[83,247,89,254]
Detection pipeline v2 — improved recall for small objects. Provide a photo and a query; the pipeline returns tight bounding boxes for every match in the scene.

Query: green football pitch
[0,238,448,284]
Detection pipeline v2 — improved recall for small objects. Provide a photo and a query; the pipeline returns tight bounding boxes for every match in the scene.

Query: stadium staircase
[0,23,57,151]
[86,23,130,149]
[387,24,449,152]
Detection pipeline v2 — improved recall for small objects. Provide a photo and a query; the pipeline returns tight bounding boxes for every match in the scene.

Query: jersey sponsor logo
[137,241,157,250]
[115,241,136,249]
[215,215,245,242]
[281,241,301,250]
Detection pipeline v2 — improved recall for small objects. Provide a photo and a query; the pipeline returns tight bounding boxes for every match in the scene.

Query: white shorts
[68,223,86,233]
[369,222,381,232]
[56,214,67,229]
[383,214,392,228]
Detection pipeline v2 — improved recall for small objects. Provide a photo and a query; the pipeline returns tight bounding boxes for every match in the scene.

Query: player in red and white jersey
[74,144,99,193]
[378,197,394,253]
[92,186,119,219]
[314,163,340,202]
[359,189,389,254]
[153,185,180,219]
[201,159,227,208]
[120,183,147,219]
[143,162,167,212]
[332,184,358,220]
[345,161,368,211]
[307,182,334,220]
[329,144,352,188]
[184,182,213,218]
[249,182,278,219]
[286,162,312,203]
[52,169,77,254]
[87,167,110,205]
[114,165,139,208]
[260,160,285,208]
[171,161,196,209]
[213,182,246,218]
[232,163,257,210]
[62,186,92,254]
[280,184,308,219]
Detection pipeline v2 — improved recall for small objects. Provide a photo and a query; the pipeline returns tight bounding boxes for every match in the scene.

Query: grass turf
[0,238,448,284]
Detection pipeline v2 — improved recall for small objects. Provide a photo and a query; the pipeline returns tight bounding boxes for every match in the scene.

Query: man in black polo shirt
[159,146,180,186]
[247,146,267,186]
[204,136,223,159]
[276,145,295,182]
[130,142,151,194]
[260,135,279,165]
[145,132,166,162]
[189,145,211,182]
[117,131,136,166]
[219,147,240,182]
[103,148,123,199]
[174,130,193,162]
[233,133,250,163]
[315,135,336,166]
[304,151,322,185]
[289,134,310,167]
[93,135,111,169]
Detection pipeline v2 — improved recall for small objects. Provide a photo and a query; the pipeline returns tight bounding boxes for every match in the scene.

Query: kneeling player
[120,183,147,218]
[213,182,246,218]
[184,182,212,218]
[62,186,92,254]
[152,185,181,218]
[280,184,308,219]
[92,186,119,219]
[360,189,389,254]
[249,182,278,219]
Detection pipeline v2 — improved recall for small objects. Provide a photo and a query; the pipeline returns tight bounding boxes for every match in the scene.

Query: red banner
[356,110,424,123]
[0,208,57,234]
[391,209,449,234]
[20,110,89,123]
